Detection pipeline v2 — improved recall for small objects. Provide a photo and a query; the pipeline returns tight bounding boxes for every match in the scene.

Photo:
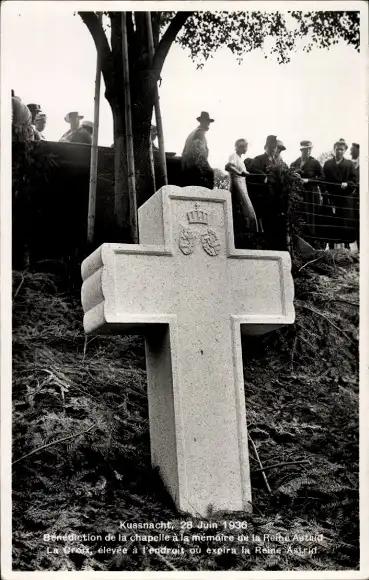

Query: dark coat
[323,157,357,188]
[181,127,214,189]
[322,157,358,242]
[290,156,324,240]
[249,152,277,176]
[349,161,360,245]
[245,153,288,248]
[246,153,277,219]
[69,128,92,145]
[290,156,323,181]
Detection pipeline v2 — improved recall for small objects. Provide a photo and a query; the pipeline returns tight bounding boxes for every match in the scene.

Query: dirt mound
[12,250,359,571]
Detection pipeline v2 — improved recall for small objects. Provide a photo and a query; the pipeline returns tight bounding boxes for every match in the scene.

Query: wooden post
[121,12,138,244]
[87,12,102,244]
[146,12,168,188]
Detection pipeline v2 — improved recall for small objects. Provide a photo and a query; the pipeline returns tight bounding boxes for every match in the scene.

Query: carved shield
[179,227,196,255]
[201,228,221,256]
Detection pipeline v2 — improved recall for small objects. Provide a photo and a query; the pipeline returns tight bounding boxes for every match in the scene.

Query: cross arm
[81,243,174,335]
[227,250,295,334]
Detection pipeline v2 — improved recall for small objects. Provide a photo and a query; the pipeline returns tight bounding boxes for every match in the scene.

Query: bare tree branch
[79,11,114,96]
[12,425,96,466]
[299,304,356,345]
[253,460,311,473]
[153,11,193,75]
[248,434,272,494]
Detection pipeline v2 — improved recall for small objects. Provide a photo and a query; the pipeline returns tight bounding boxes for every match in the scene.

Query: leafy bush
[214,168,230,190]
[12,139,59,269]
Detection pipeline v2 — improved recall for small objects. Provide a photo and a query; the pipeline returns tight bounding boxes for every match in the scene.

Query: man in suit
[34,112,47,140]
[275,140,288,169]
[181,111,214,189]
[27,103,43,140]
[323,139,357,247]
[71,120,93,144]
[59,111,84,142]
[290,140,324,247]
[249,134,278,176]
[247,135,278,241]
[27,103,41,122]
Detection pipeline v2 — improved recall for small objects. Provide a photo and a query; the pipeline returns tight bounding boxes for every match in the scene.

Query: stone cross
[81,186,295,517]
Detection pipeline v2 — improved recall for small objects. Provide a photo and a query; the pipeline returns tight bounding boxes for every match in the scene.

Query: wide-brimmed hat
[64,111,84,123]
[300,140,313,149]
[81,120,94,130]
[277,140,286,152]
[196,111,214,123]
[334,138,348,150]
[27,103,41,113]
[265,135,278,147]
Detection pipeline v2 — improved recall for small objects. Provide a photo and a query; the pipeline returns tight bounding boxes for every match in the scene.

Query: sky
[4,2,366,167]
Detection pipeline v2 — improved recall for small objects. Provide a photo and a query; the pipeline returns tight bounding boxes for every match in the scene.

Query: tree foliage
[78,10,359,241]
[213,168,230,190]
[317,151,334,166]
[80,10,360,87]
[165,11,359,66]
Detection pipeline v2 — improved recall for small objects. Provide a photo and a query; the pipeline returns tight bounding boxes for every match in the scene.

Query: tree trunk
[132,117,154,208]
[130,72,156,207]
[112,104,154,238]
[112,102,131,242]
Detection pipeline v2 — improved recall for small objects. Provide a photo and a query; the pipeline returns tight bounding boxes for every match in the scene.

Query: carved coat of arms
[179,203,220,257]
[201,228,220,256]
[179,228,197,255]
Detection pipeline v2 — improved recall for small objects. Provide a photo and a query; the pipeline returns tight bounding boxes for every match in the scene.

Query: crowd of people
[11,91,94,144]
[181,112,360,249]
[12,91,360,250]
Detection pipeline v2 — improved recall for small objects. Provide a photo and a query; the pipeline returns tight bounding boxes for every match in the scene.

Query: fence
[12,141,359,269]
[244,172,359,248]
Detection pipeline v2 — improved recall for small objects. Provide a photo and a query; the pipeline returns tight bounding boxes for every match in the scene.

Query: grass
[11,249,359,572]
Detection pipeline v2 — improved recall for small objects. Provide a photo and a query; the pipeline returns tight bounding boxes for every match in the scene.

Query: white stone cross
[81,186,295,517]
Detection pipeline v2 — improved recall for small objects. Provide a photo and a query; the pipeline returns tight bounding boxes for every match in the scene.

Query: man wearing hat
[34,112,47,140]
[27,103,41,124]
[27,103,43,140]
[275,140,288,168]
[181,111,214,189]
[70,120,93,144]
[290,140,324,247]
[63,119,93,145]
[249,135,278,174]
[322,139,357,247]
[59,111,84,142]
[246,135,279,235]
